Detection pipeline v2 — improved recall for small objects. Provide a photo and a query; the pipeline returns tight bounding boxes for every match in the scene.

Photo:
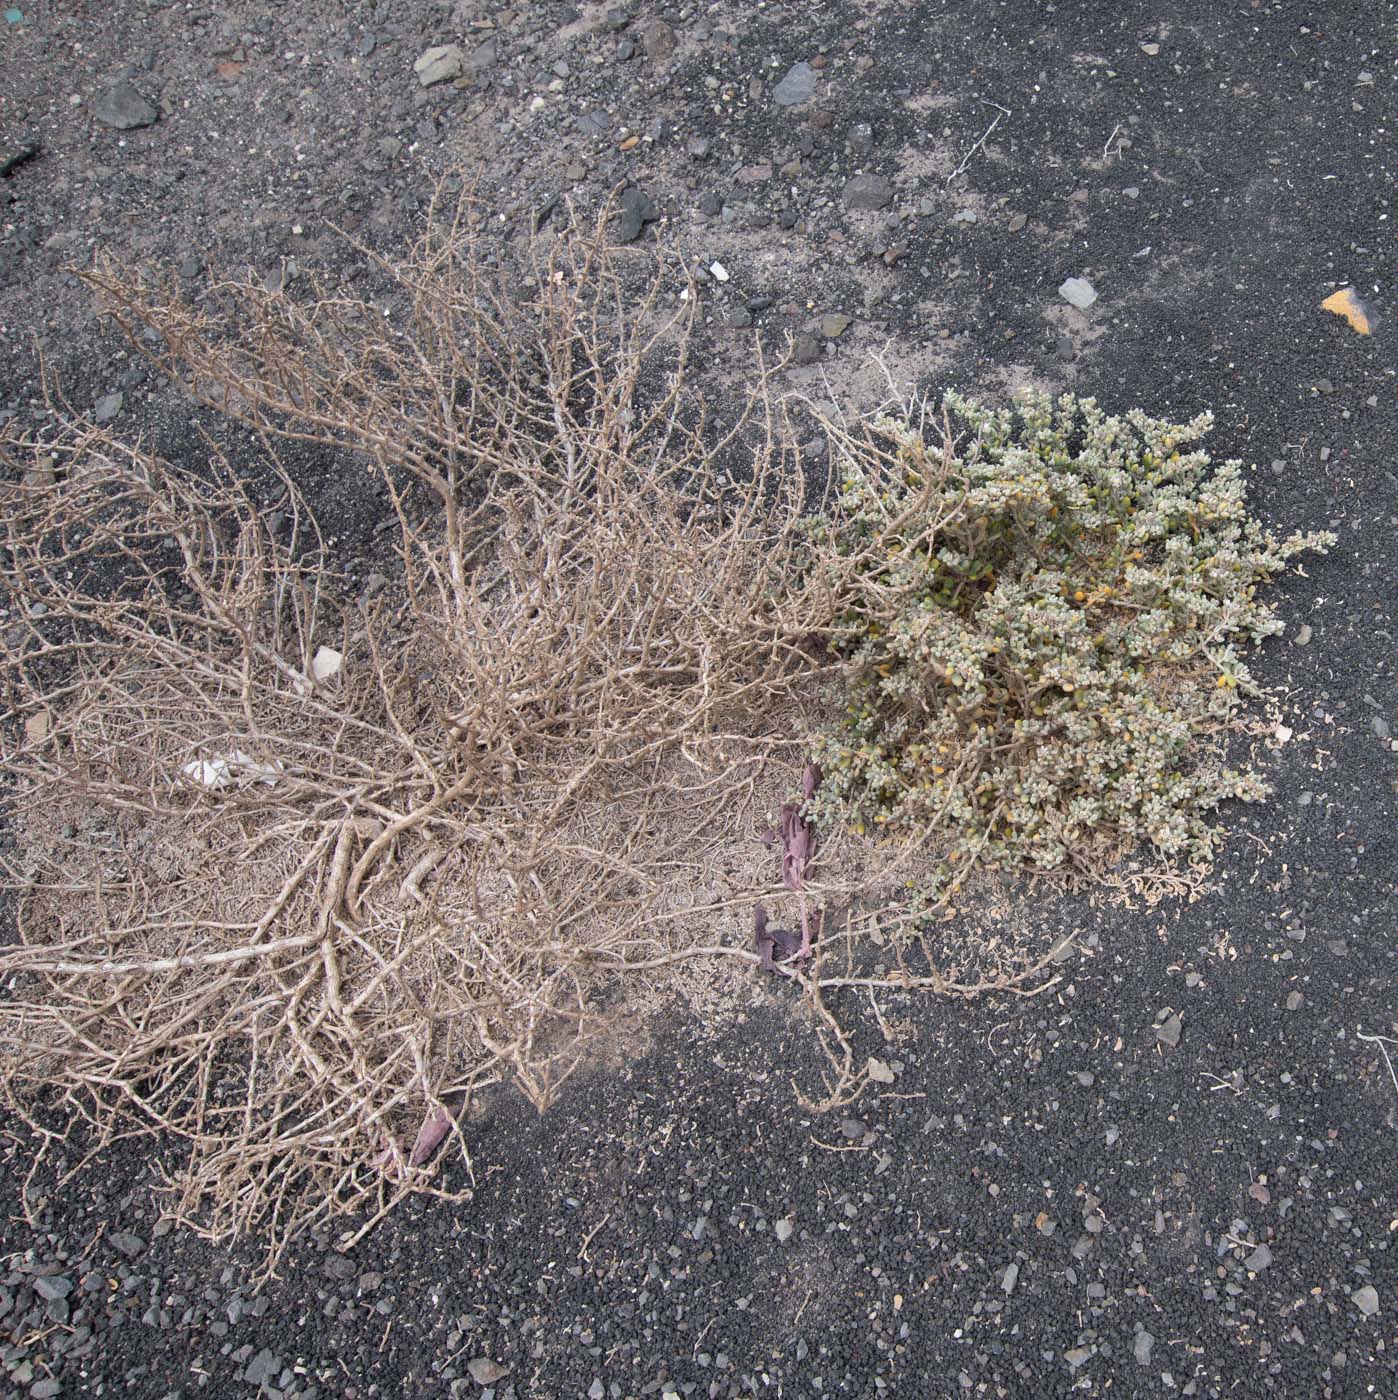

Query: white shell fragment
[181,751,284,790]
[311,645,343,682]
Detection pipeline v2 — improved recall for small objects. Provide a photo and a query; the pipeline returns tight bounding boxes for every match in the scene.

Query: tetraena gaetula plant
[803,391,1334,902]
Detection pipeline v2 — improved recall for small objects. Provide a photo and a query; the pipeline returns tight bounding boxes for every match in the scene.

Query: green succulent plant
[802,391,1334,904]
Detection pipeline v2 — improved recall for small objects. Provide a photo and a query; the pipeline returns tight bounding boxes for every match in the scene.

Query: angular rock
[639,18,676,63]
[790,333,821,366]
[820,313,852,338]
[0,141,39,178]
[469,37,498,73]
[865,1056,895,1083]
[842,173,894,211]
[1244,1244,1273,1272]
[1133,1330,1155,1365]
[414,45,463,87]
[774,1218,794,1243]
[1156,1011,1183,1048]
[772,61,817,107]
[244,1348,279,1386]
[1058,276,1098,309]
[92,81,158,130]
[1352,1285,1379,1316]
[467,1358,511,1384]
[108,1231,146,1259]
[611,185,658,243]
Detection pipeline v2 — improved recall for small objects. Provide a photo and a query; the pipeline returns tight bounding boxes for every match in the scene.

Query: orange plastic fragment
[1321,287,1375,336]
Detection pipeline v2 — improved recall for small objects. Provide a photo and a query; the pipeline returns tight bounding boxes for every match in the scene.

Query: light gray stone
[1059,276,1098,309]
[414,45,464,87]
[92,81,158,130]
[772,61,817,107]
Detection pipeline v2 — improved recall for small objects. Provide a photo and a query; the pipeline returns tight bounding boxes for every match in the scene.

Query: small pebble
[1352,1285,1379,1317]
[1059,277,1098,310]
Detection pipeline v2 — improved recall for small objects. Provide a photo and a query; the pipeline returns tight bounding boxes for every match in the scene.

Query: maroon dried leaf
[754,904,801,974]
[371,1105,455,1175]
[778,801,816,890]
[408,1107,454,1166]
[754,763,826,973]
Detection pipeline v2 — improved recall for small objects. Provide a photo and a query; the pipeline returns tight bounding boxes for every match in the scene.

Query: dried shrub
[0,205,847,1260]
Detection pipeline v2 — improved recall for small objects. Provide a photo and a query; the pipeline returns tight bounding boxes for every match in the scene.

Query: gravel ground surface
[2,1,1395,1396]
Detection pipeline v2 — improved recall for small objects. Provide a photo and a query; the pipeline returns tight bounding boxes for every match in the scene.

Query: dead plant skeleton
[0,194,1301,1262]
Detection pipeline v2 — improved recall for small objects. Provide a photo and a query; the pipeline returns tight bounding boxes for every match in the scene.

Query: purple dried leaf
[755,764,826,974]
[408,1107,454,1166]
[778,802,816,890]
[754,904,802,974]
[371,1105,455,1175]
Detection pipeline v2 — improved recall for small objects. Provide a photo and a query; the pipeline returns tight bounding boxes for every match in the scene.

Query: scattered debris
[753,905,801,973]
[757,763,822,964]
[1321,287,1376,336]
